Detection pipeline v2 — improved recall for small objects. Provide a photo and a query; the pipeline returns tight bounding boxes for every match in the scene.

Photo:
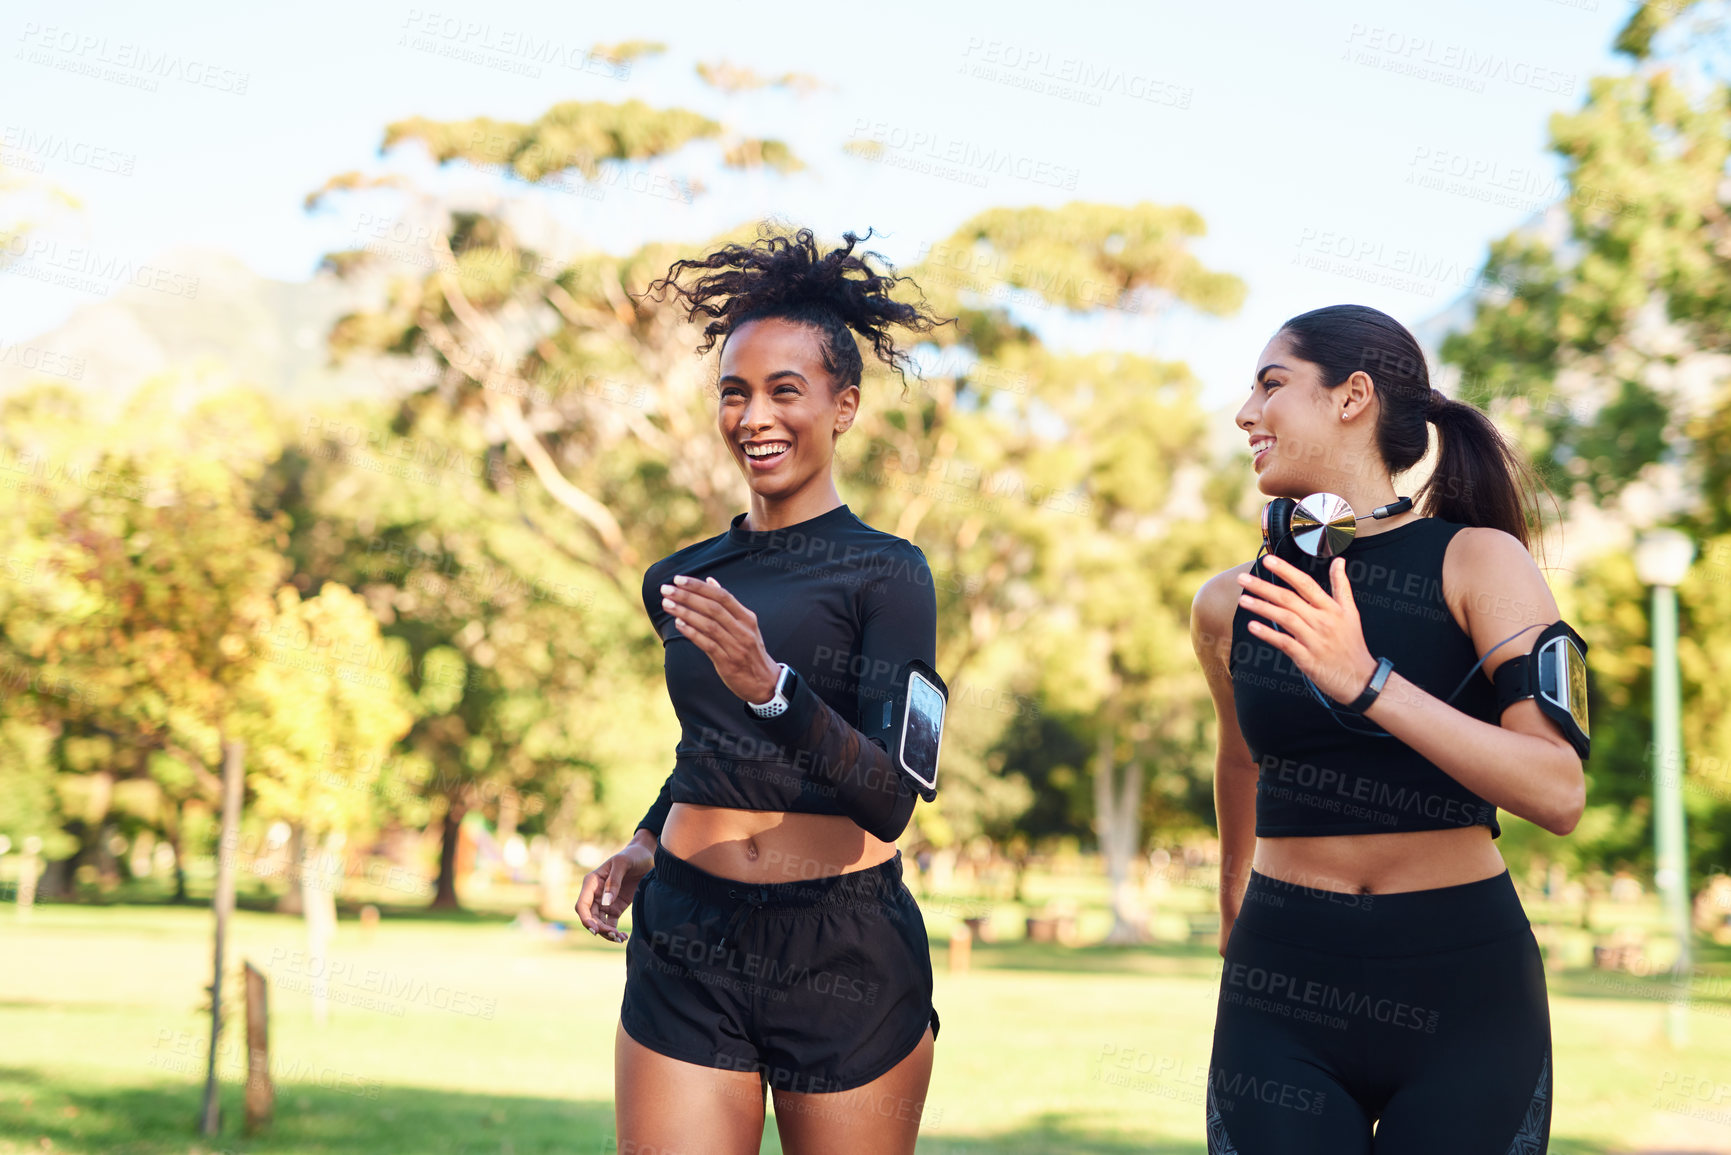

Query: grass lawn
[2,870,1730,1154]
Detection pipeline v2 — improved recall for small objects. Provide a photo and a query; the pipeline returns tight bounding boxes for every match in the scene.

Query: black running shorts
[621,844,939,1093]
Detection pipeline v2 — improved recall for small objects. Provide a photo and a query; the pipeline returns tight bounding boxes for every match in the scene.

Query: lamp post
[1633,528,1695,1048]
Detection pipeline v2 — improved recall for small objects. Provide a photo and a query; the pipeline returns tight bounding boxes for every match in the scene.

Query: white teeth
[744,442,789,458]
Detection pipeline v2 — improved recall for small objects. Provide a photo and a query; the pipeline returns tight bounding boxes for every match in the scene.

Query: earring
[1340,411,1348,421]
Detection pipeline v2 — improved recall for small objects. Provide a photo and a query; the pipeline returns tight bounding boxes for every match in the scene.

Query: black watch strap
[1345,657,1395,713]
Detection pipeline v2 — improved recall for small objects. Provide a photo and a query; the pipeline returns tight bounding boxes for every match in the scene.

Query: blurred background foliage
[2,0,1729,934]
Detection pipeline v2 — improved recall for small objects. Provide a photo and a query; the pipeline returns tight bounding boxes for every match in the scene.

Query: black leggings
[1207,869,1551,1153]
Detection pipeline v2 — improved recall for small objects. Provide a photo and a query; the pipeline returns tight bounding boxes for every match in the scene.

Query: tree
[0,382,416,912]
[888,209,1246,939]
[307,79,1250,914]
[302,90,816,903]
[1441,0,1731,880]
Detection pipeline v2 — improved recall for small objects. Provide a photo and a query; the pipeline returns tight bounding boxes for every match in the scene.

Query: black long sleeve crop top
[633,503,938,843]
[1230,517,1505,838]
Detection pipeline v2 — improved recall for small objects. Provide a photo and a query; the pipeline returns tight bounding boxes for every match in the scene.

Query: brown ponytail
[1421,394,1547,551]
[1276,304,1551,552]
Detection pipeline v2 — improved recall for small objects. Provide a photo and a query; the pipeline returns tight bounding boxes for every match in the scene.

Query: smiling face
[1235,330,1380,499]
[717,316,858,501]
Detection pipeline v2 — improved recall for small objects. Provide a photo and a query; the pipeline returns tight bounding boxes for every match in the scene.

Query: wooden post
[15,836,41,920]
[244,962,273,1134]
[201,737,245,1137]
[359,903,380,944]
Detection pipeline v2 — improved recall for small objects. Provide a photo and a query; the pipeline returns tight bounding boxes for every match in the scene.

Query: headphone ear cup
[1262,498,1295,556]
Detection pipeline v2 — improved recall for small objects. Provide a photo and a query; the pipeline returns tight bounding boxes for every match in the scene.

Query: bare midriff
[660,803,897,884]
[1253,824,1506,895]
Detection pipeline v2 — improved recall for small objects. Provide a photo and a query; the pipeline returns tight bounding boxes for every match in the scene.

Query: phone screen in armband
[1538,630,1590,742]
[892,659,947,799]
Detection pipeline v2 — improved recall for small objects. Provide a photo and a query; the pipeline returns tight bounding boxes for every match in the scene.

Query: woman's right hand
[576,835,655,944]
[1218,912,1237,959]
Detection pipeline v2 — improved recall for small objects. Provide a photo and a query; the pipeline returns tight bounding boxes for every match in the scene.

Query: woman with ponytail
[574,227,949,1154]
[1191,304,1582,1151]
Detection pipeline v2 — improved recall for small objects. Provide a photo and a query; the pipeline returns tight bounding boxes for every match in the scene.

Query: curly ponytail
[647,225,949,398]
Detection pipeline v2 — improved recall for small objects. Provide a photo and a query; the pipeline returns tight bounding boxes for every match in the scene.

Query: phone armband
[888,658,947,802]
[1492,620,1590,759]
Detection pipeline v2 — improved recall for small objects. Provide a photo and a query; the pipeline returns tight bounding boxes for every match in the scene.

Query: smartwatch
[745,662,794,719]
[1344,657,1395,714]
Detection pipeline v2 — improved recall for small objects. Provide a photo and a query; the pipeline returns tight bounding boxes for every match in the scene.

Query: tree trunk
[539,784,577,921]
[87,772,116,884]
[166,800,188,903]
[95,821,123,885]
[302,831,339,1027]
[15,848,40,917]
[201,737,245,1138]
[1094,728,1149,945]
[37,854,72,901]
[41,772,120,899]
[431,795,467,910]
[38,826,86,901]
[275,824,305,916]
[171,845,188,902]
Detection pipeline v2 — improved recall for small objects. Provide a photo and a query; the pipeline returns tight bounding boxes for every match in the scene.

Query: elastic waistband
[650,844,903,911]
[1234,868,1529,958]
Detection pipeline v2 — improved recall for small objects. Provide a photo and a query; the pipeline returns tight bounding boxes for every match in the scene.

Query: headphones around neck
[1251,490,1591,753]
[1260,493,1413,561]
[1254,491,1497,739]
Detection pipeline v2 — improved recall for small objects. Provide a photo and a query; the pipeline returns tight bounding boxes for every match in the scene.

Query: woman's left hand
[661,575,783,703]
[1237,555,1380,705]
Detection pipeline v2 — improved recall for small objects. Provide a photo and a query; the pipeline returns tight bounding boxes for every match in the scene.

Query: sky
[1,0,1632,413]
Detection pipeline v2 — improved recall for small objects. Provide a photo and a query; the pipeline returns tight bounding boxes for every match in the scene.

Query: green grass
[2,874,1730,1154]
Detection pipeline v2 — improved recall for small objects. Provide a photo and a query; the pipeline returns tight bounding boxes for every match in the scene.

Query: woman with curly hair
[575,226,950,1154]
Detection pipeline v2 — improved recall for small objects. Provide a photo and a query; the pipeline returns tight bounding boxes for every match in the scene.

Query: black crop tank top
[641,503,937,814]
[1230,517,1504,838]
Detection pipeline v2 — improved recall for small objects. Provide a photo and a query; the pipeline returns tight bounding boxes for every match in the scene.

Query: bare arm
[1362,528,1585,834]
[576,828,656,943]
[1191,563,1258,952]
